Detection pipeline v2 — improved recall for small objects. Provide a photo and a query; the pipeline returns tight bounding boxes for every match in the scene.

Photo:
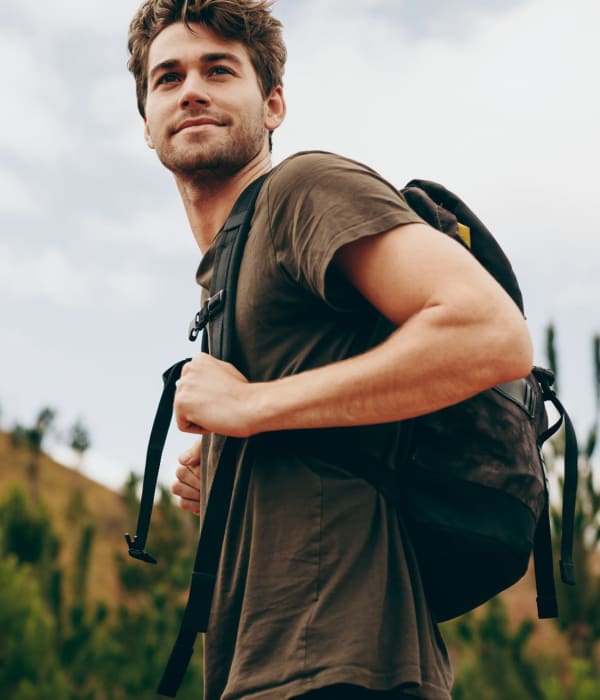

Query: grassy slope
[0,431,133,604]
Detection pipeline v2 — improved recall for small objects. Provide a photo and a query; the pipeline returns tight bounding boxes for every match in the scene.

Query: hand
[171,439,202,515]
[174,353,256,437]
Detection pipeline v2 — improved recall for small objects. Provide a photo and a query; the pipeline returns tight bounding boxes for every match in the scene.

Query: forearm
[175,222,534,439]
[246,302,533,435]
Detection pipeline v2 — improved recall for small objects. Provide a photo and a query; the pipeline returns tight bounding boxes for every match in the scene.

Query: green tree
[110,478,204,698]
[10,406,57,500]
[444,599,545,700]
[69,419,91,470]
[0,555,69,700]
[0,486,60,567]
[28,406,57,452]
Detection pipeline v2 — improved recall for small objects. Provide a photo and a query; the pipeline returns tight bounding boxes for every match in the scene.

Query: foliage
[443,599,545,700]
[541,659,600,700]
[0,461,203,700]
[543,328,600,660]
[70,420,91,455]
[0,555,69,700]
[10,406,57,454]
[0,486,60,566]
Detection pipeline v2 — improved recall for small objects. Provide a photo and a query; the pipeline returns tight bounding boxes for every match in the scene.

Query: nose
[179,72,211,109]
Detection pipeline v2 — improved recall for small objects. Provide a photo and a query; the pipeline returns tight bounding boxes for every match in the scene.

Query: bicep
[333,222,515,326]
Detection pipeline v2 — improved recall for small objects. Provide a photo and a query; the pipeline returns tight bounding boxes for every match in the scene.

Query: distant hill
[0,430,134,603]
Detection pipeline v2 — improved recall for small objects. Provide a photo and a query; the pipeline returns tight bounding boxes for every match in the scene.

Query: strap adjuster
[124,533,157,565]
[188,290,226,341]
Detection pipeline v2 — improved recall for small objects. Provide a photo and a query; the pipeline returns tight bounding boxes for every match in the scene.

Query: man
[128,1,533,698]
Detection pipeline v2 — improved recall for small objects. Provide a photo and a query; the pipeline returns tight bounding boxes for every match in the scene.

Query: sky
[1,0,599,492]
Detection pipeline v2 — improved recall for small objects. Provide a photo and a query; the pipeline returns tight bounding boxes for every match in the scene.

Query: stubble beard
[156,115,266,179]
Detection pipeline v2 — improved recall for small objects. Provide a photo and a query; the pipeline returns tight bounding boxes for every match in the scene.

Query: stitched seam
[302,474,323,674]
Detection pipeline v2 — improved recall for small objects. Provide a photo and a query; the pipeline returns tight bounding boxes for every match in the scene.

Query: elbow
[491,313,534,384]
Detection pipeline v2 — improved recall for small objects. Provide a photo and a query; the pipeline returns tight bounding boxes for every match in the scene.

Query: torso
[195,151,453,700]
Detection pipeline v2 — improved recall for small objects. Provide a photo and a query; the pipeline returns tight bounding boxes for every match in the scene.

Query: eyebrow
[149,59,180,83]
[149,52,244,83]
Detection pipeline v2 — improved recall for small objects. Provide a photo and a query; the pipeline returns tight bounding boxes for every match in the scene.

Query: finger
[177,418,206,435]
[171,478,200,501]
[177,497,201,516]
[181,352,212,375]
[179,439,203,467]
[174,465,200,490]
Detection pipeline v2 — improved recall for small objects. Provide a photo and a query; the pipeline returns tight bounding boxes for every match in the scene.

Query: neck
[175,150,273,253]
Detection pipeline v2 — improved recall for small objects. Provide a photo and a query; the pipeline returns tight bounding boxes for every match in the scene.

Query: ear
[263,86,286,132]
[143,118,155,150]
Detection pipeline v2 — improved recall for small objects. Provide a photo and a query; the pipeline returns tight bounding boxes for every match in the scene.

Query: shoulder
[267,150,391,191]
[262,151,404,221]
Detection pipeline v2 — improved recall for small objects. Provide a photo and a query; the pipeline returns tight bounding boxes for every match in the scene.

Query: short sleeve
[265,151,424,309]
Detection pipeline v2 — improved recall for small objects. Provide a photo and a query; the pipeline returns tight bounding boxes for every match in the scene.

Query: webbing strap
[207,174,268,361]
[158,174,268,697]
[157,438,240,696]
[533,496,559,618]
[531,367,578,618]
[124,359,191,563]
[553,397,578,585]
[534,368,578,587]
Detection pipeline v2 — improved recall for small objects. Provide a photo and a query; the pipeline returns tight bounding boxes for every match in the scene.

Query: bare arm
[174,222,533,437]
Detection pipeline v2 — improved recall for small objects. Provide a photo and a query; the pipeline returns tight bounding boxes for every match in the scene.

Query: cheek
[143,116,156,148]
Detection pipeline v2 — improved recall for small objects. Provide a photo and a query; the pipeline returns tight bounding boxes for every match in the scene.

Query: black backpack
[125,173,578,697]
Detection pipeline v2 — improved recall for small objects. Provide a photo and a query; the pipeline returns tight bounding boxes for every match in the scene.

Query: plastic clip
[124,533,157,565]
[188,290,226,341]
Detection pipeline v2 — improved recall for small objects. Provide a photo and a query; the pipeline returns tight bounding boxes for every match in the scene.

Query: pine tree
[69,419,91,471]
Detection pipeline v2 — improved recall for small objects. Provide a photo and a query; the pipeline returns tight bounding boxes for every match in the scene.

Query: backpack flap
[402,179,525,314]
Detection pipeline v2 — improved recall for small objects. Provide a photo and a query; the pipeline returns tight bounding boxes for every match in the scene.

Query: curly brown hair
[128,0,287,118]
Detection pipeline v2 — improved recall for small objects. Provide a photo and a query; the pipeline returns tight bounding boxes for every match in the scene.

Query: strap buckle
[124,533,157,565]
[188,290,226,341]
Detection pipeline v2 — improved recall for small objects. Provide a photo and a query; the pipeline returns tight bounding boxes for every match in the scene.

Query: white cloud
[0,30,70,162]
[0,167,39,215]
[0,241,162,310]
[0,246,83,305]
[11,0,142,38]
[81,205,194,259]
[88,74,149,159]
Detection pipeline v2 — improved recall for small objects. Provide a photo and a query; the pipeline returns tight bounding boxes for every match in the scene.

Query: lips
[175,117,222,133]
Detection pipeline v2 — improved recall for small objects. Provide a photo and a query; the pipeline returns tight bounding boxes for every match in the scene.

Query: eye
[156,72,181,86]
[208,65,234,77]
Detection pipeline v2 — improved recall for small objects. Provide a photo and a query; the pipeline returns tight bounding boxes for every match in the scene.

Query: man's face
[143,22,283,177]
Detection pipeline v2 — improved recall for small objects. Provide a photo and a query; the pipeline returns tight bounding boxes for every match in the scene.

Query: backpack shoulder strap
[189,172,268,360]
[125,174,266,569]
[124,359,191,564]
[156,172,268,697]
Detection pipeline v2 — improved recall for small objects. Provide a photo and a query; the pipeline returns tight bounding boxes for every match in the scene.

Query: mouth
[175,118,222,134]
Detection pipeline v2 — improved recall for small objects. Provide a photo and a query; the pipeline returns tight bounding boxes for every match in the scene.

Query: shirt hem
[222,663,452,700]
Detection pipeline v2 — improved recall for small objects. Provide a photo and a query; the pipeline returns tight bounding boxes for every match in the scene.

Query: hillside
[0,431,130,603]
[0,430,200,606]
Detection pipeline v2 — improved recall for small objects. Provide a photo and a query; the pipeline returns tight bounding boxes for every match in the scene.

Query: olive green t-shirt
[196,152,453,700]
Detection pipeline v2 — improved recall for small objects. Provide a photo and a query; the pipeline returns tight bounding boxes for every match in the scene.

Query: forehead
[147,21,252,75]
